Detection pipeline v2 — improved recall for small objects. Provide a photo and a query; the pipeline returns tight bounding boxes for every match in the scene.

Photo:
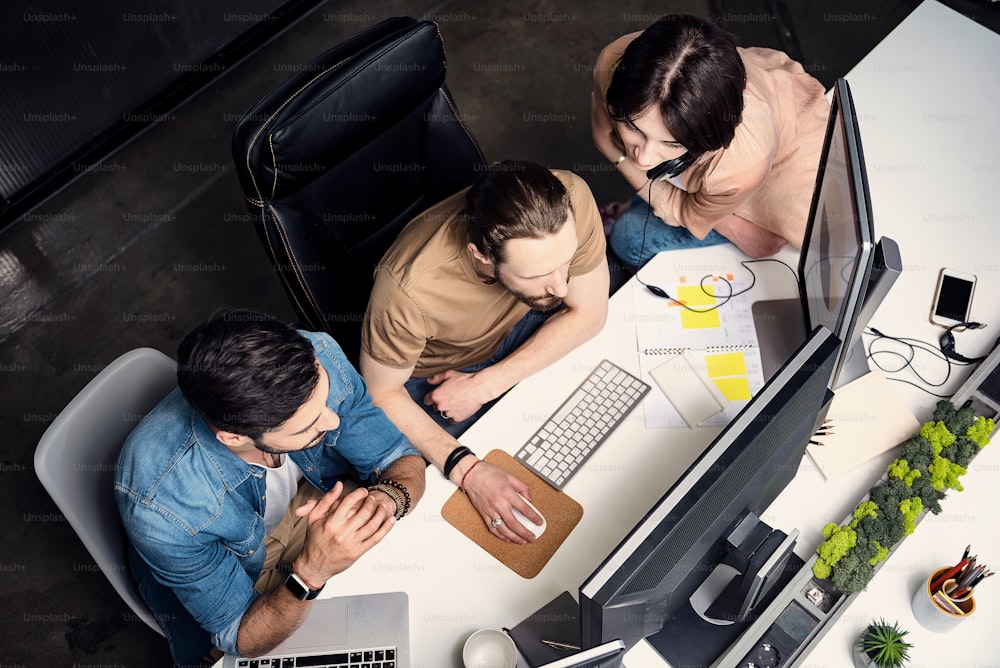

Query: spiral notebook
[632,279,765,428]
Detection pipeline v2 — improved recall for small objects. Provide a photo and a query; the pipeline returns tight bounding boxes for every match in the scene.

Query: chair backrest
[232,16,487,364]
[34,347,177,635]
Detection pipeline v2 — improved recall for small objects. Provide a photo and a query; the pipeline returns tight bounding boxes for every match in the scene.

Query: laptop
[225,592,409,668]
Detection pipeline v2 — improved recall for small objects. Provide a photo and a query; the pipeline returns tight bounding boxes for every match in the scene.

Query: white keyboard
[514,360,649,489]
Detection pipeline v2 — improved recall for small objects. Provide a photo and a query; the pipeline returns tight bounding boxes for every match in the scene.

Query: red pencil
[931,558,968,593]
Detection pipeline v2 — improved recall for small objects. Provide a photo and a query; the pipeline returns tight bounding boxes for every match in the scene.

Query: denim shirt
[114,332,419,661]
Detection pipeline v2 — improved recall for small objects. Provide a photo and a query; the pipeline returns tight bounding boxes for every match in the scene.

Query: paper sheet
[806,371,921,479]
[632,277,765,428]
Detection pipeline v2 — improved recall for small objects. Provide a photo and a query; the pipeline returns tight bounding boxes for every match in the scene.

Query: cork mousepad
[441,449,583,579]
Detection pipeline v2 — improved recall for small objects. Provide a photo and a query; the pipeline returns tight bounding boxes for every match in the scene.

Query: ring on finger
[491,516,503,529]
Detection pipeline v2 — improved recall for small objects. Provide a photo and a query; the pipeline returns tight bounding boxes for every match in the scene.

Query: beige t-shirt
[595,34,830,247]
[362,169,605,377]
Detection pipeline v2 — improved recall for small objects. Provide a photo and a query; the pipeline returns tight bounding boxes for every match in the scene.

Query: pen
[541,640,581,651]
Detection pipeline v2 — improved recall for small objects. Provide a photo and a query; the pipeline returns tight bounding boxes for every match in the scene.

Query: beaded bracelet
[381,479,411,518]
[368,480,411,520]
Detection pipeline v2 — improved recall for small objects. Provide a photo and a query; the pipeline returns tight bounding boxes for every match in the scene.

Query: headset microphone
[646,152,694,181]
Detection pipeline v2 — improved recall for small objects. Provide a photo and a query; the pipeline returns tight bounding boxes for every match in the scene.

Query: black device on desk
[577,326,840,667]
[752,78,901,390]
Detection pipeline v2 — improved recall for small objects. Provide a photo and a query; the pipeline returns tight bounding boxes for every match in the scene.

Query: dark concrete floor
[2,0,998,666]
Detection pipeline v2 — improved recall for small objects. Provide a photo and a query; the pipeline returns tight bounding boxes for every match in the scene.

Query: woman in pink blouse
[592,14,830,266]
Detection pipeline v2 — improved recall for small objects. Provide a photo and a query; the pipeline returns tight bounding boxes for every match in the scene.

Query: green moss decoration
[812,401,993,593]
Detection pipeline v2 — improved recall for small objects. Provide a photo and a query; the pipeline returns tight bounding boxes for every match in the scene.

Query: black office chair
[232,17,487,364]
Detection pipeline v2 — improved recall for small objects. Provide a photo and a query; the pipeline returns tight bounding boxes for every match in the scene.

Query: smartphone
[930,268,977,329]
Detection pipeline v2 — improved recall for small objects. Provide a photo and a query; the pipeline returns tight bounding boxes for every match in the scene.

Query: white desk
[325,245,808,668]
[775,1,1000,665]
[217,2,1000,666]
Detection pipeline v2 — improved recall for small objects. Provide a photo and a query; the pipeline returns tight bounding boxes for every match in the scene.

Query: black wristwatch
[284,571,324,600]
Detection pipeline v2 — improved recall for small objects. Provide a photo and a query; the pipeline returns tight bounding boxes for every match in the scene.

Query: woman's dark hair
[465,160,572,269]
[176,309,319,439]
[605,14,746,157]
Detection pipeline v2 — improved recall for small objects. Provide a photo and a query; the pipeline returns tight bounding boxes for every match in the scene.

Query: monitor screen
[752,78,895,389]
[579,326,841,666]
[798,78,875,386]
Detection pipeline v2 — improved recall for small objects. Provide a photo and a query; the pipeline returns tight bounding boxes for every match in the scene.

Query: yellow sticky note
[676,285,720,329]
[705,352,747,378]
[713,377,752,401]
[676,284,716,306]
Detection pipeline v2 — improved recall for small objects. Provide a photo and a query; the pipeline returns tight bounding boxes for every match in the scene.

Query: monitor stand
[645,514,802,668]
[752,298,807,382]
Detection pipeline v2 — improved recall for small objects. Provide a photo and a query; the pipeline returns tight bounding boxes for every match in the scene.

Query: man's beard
[252,431,326,454]
[495,271,567,311]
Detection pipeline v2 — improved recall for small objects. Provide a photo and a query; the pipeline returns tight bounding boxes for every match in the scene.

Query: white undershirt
[251,455,305,535]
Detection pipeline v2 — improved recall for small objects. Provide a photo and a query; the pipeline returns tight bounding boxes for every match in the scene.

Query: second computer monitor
[754,78,898,389]
[798,78,875,387]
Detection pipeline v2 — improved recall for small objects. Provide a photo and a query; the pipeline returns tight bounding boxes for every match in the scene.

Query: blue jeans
[609,195,730,268]
[405,308,559,436]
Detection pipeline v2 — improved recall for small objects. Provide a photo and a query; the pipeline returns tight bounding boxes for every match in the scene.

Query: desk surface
[217,2,1000,666]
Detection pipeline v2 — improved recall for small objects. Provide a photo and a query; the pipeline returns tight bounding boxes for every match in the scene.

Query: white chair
[34,347,176,636]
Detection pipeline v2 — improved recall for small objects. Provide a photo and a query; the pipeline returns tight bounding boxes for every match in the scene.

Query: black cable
[863,326,974,398]
[632,179,798,312]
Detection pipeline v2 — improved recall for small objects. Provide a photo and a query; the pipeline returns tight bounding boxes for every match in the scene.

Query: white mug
[462,628,517,668]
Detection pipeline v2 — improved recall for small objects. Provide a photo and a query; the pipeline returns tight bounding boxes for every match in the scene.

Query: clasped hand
[292,481,395,586]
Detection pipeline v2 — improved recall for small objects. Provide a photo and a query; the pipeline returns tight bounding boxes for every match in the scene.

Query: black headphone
[639,152,694,286]
[646,152,694,181]
[635,151,697,297]
[939,321,996,364]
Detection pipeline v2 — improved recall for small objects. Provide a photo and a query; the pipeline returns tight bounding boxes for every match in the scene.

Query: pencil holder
[911,567,976,632]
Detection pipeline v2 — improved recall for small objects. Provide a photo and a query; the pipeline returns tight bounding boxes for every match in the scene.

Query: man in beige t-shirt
[360,160,609,543]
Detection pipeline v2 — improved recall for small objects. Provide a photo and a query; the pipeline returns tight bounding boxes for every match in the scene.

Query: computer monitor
[753,78,901,389]
[579,326,841,667]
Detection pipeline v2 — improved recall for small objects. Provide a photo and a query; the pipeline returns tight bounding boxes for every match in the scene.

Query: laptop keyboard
[236,646,396,667]
[514,359,649,489]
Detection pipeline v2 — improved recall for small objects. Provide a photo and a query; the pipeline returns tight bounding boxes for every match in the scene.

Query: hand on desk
[292,481,396,586]
[461,461,544,544]
[423,369,494,423]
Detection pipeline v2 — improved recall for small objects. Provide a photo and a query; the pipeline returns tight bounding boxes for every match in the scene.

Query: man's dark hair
[176,309,319,439]
[465,160,573,267]
[605,14,746,157]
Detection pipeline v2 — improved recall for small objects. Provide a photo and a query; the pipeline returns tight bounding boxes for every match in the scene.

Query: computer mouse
[510,494,546,539]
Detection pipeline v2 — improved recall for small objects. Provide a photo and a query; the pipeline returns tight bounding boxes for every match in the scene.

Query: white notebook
[806,371,920,479]
[633,278,765,428]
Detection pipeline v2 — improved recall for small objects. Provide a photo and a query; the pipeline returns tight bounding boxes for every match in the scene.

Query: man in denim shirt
[115,310,425,665]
